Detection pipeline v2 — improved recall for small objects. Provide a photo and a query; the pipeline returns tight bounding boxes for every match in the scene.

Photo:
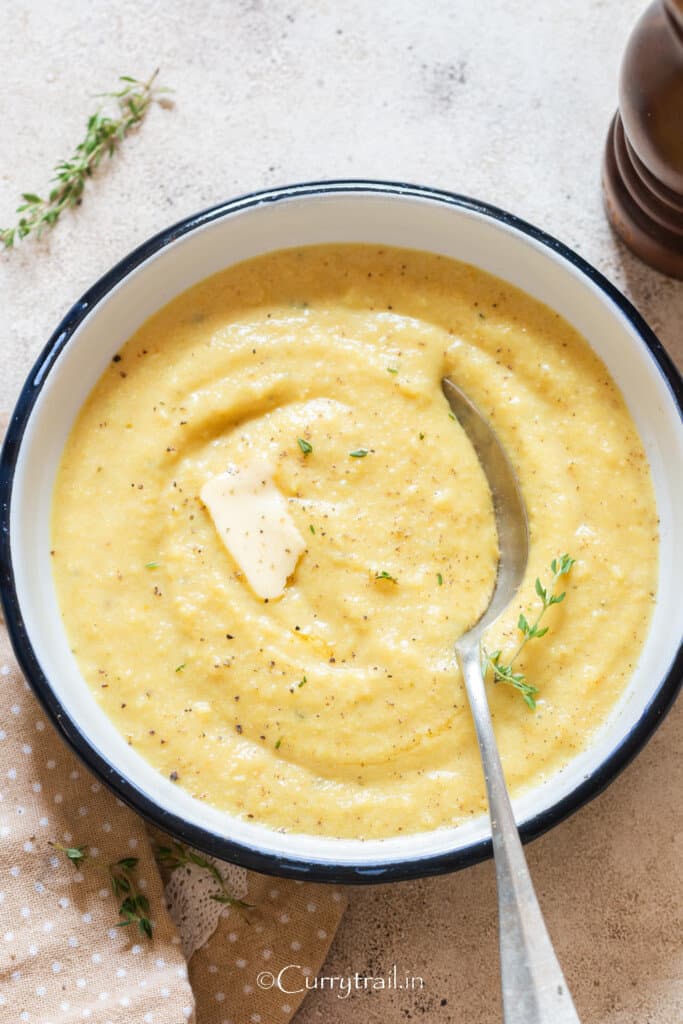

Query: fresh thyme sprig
[483,553,575,710]
[154,841,254,920]
[1,70,171,249]
[109,857,153,939]
[50,842,153,939]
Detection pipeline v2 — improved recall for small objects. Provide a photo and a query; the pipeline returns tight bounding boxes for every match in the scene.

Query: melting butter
[200,460,306,600]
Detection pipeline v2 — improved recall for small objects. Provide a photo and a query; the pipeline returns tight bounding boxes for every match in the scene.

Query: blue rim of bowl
[1,180,681,883]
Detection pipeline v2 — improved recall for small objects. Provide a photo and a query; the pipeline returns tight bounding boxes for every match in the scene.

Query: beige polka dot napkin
[0,622,347,1024]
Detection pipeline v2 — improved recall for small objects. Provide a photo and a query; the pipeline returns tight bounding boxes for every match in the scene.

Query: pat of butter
[200,460,306,600]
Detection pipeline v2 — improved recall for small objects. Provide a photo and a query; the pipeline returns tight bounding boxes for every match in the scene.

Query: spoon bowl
[441,378,529,638]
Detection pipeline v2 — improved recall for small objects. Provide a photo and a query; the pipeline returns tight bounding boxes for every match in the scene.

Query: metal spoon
[442,377,581,1024]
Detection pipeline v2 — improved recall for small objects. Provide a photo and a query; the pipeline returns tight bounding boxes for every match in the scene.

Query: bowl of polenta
[1,181,681,881]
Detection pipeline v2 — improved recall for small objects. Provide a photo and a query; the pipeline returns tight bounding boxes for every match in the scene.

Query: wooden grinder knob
[603,0,683,278]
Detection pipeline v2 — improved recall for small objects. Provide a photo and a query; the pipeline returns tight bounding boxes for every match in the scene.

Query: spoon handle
[456,640,582,1024]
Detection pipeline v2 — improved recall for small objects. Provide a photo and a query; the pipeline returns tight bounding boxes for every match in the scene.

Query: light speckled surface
[1,2,681,1022]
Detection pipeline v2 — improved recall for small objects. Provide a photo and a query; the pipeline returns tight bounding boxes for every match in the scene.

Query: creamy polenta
[51,245,658,839]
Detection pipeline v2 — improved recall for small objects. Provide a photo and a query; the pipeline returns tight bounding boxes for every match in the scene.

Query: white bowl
[1,181,681,882]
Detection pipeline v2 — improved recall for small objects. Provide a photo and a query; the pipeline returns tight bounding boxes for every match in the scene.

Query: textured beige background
[1,2,681,1022]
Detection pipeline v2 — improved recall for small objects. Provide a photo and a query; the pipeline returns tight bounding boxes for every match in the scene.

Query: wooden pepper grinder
[603,0,683,278]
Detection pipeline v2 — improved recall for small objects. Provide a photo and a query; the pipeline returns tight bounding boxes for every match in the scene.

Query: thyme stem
[1,70,171,249]
[50,842,153,938]
[154,841,254,921]
[483,553,575,709]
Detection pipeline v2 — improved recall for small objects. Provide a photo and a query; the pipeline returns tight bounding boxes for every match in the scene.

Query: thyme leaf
[49,842,88,867]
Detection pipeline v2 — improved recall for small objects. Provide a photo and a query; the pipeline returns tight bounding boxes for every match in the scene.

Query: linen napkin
[0,620,347,1024]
